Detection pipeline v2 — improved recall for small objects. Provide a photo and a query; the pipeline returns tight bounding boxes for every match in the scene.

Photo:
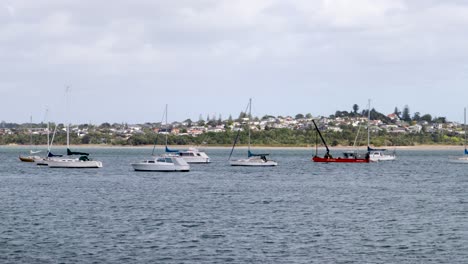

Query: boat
[229,98,278,167]
[162,105,210,163]
[311,119,370,163]
[449,107,468,164]
[131,155,190,172]
[47,88,103,168]
[166,146,210,163]
[19,116,43,163]
[131,105,191,172]
[366,100,396,161]
[36,124,67,166]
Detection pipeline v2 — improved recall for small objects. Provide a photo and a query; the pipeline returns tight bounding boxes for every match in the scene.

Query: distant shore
[2,144,465,151]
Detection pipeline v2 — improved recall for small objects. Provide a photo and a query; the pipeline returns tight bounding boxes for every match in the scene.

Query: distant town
[0,105,466,147]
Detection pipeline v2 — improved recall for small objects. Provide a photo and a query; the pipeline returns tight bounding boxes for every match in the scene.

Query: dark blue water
[1,146,467,263]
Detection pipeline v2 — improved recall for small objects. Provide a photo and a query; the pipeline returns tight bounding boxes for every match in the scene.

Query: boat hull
[131,163,190,172]
[369,152,396,162]
[131,156,190,172]
[230,158,278,167]
[448,156,468,164]
[312,156,370,163]
[47,160,103,168]
[19,156,42,163]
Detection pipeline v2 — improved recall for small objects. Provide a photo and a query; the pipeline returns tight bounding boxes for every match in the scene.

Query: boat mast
[248,98,252,153]
[312,119,330,155]
[367,99,371,147]
[465,107,467,153]
[29,115,33,151]
[45,108,50,152]
[66,86,70,150]
[165,104,168,148]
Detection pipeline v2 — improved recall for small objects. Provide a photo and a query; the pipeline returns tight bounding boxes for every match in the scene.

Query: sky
[1,0,468,124]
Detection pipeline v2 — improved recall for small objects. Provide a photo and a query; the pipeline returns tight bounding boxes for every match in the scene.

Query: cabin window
[157,158,166,162]
[165,158,173,163]
[148,161,155,163]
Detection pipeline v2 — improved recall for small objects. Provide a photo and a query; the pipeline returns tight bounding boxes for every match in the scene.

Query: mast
[367,99,371,147]
[312,119,330,155]
[248,98,252,152]
[29,115,33,150]
[45,108,50,152]
[66,87,70,149]
[165,104,168,148]
[465,107,467,153]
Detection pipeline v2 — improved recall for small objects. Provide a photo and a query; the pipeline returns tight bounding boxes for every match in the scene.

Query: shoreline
[2,144,465,151]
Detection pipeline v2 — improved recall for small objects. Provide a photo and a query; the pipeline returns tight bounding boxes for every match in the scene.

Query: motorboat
[131,155,190,172]
[368,147,396,162]
[166,147,210,163]
[366,100,396,161]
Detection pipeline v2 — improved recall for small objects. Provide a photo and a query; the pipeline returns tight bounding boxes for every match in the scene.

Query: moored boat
[311,119,369,163]
[131,155,190,172]
[449,107,468,164]
[229,98,277,167]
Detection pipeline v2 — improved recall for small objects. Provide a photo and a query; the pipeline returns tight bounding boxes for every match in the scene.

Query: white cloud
[1,0,468,123]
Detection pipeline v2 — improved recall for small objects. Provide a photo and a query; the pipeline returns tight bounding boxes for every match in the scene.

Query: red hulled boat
[311,119,370,163]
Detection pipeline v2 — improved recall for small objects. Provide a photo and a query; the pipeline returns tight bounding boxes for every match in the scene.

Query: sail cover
[165,146,179,153]
[368,146,387,152]
[48,152,63,157]
[67,148,89,156]
[248,150,269,157]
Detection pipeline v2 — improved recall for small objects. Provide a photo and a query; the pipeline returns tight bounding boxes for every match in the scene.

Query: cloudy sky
[1,0,468,124]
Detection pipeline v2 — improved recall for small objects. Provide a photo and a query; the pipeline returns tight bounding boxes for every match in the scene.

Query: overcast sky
[1,0,468,124]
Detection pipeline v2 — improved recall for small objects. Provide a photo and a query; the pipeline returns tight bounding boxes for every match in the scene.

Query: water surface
[1,146,467,263]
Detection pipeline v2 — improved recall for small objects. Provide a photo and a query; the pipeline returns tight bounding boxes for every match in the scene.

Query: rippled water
[1,146,467,263]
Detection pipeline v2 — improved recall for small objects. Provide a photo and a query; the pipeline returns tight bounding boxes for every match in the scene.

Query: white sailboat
[19,116,42,162]
[449,107,468,164]
[131,104,190,172]
[367,100,396,161]
[163,105,210,163]
[47,88,103,168]
[229,98,278,167]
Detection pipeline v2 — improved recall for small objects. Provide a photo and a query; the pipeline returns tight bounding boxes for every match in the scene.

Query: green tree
[352,104,359,114]
[421,114,432,122]
[295,113,304,119]
[402,105,411,122]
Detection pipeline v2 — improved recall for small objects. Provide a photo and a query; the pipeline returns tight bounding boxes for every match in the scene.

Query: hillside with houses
[1,106,466,147]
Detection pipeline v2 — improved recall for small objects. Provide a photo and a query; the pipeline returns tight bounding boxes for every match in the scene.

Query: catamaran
[449,107,468,164]
[312,119,370,163]
[229,98,277,166]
